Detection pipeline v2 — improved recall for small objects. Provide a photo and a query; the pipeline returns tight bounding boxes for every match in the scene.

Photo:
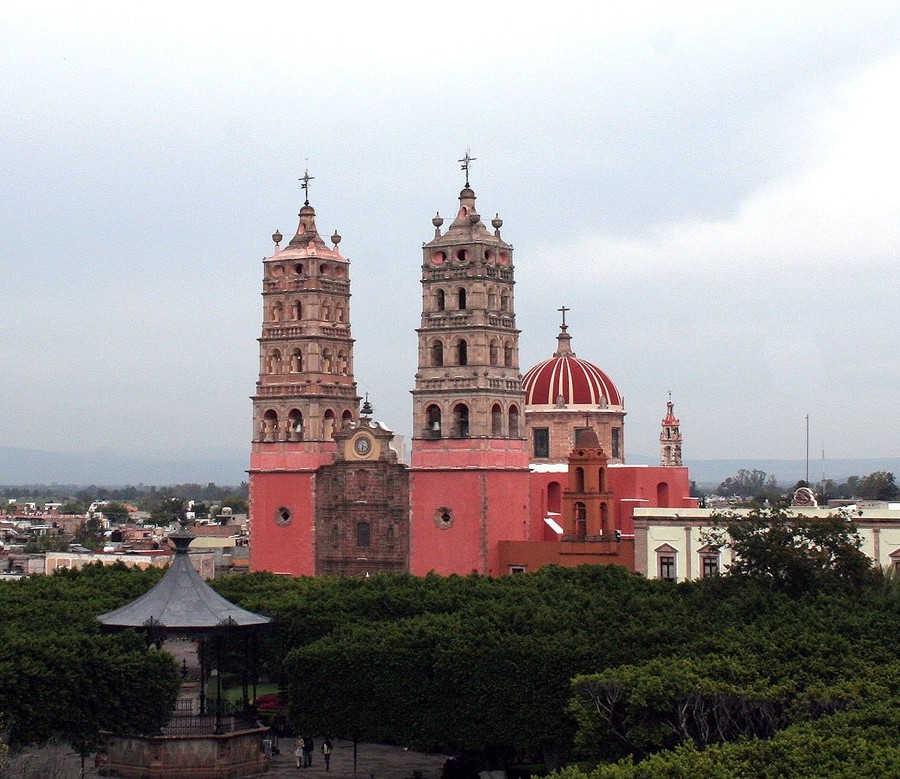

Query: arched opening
[436,289,446,311]
[458,287,467,310]
[574,502,587,539]
[335,304,344,323]
[453,403,469,438]
[547,481,562,514]
[656,482,670,508]
[271,301,283,322]
[504,342,513,367]
[268,350,281,374]
[457,339,468,366]
[288,409,303,441]
[598,468,606,492]
[323,303,331,321]
[291,349,302,372]
[489,340,499,366]
[291,300,301,320]
[337,350,348,375]
[500,292,509,312]
[508,405,520,437]
[322,348,333,373]
[491,404,503,436]
[323,409,335,440]
[262,409,278,442]
[488,288,498,310]
[574,467,585,493]
[426,404,442,438]
[431,340,444,367]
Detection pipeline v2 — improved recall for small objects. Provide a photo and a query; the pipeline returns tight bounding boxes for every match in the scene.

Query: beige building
[634,506,900,582]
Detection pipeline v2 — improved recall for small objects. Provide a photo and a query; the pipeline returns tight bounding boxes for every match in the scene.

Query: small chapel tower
[659,396,683,466]
[409,155,531,575]
[249,174,360,575]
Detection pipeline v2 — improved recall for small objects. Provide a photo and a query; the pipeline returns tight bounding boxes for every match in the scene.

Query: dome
[522,325,622,407]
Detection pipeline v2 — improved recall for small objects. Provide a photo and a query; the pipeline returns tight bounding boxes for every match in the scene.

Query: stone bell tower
[409,155,531,575]
[659,395,683,467]
[249,173,360,575]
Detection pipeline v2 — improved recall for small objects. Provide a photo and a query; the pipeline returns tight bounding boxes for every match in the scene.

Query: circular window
[432,251,446,264]
[272,264,284,276]
[498,252,509,265]
[319,263,327,275]
[484,249,493,261]
[456,249,467,262]
[294,263,304,275]
[274,506,292,527]
[434,507,453,529]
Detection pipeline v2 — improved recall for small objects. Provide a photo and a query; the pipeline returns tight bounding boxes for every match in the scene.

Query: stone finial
[331,231,342,247]
[272,229,283,246]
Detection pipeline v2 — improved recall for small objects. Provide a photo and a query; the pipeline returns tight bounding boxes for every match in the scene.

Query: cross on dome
[299,167,315,206]
[458,149,476,188]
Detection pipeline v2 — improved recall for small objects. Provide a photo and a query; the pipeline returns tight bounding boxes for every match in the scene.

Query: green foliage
[0,564,178,752]
[146,496,188,527]
[857,471,899,501]
[703,507,875,596]
[716,470,782,502]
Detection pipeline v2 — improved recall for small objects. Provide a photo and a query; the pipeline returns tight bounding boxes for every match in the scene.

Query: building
[249,171,698,577]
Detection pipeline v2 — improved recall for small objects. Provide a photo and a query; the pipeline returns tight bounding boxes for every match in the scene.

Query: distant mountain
[681,458,900,490]
[0,447,249,487]
[1,446,896,491]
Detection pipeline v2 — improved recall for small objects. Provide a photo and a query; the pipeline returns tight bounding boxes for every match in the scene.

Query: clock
[354,436,372,456]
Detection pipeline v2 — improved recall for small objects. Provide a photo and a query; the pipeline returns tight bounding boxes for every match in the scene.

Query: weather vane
[458,149,476,188]
[300,165,315,206]
[558,305,569,329]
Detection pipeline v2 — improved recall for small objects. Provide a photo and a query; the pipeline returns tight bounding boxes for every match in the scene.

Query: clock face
[354,436,372,456]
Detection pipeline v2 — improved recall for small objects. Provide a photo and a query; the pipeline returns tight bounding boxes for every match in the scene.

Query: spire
[289,168,325,248]
[553,305,575,357]
[660,393,683,466]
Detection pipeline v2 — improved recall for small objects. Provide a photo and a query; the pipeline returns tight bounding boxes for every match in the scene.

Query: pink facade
[248,174,698,579]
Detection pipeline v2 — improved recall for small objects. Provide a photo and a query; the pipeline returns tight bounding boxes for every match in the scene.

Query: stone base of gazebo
[95,728,269,778]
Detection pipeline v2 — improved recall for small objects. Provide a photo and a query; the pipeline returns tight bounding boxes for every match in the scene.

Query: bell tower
[410,156,531,575]
[659,395,683,467]
[249,173,360,575]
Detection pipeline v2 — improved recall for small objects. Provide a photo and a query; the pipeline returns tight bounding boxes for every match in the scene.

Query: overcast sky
[2,1,898,474]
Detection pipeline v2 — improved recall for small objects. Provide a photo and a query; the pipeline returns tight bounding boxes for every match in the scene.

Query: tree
[856,471,899,501]
[99,501,130,524]
[703,507,875,596]
[147,496,188,527]
[717,470,781,502]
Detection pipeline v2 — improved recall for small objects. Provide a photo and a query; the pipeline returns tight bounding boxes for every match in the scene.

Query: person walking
[302,735,314,768]
[293,736,303,769]
[321,737,333,771]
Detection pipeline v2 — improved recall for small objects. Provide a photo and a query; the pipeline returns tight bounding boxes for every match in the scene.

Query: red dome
[523,352,622,407]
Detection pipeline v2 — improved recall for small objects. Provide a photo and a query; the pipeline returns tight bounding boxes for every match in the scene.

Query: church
[248,167,698,577]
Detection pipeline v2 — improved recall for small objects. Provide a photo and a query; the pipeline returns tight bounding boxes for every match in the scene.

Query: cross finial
[299,165,315,206]
[458,149,476,188]
[558,305,570,330]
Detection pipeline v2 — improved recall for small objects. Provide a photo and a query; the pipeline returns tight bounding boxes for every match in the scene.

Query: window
[508,405,520,436]
[431,340,444,367]
[702,556,719,578]
[436,289,446,311]
[533,428,549,458]
[458,287,467,309]
[509,565,527,574]
[659,556,676,582]
[491,404,503,436]
[457,339,468,365]
[611,428,621,459]
[357,522,371,548]
[453,404,469,438]
[426,405,442,438]
[574,502,587,538]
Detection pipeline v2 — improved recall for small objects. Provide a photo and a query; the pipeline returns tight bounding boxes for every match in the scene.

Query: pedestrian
[293,736,303,769]
[322,737,333,771]
[302,735,314,768]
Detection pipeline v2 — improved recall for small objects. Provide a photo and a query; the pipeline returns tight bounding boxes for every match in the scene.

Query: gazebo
[96,531,274,779]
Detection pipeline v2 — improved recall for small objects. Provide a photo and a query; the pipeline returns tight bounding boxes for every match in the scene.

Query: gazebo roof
[97,531,272,634]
